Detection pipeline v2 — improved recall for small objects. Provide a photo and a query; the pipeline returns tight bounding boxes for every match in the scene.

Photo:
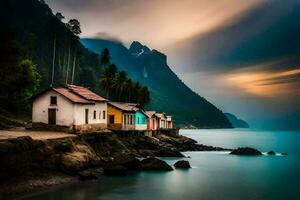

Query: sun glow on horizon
[226,68,300,97]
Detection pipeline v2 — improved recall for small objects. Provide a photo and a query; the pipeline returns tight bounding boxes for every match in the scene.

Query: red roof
[53,87,92,104]
[32,85,107,104]
[67,84,107,102]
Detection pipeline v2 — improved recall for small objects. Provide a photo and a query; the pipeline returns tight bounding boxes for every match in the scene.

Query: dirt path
[0,129,76,140]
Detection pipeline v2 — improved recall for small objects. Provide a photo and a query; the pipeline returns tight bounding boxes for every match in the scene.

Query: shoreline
[0,129,231,199]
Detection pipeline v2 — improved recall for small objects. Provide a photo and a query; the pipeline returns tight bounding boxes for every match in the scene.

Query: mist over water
[20,129,300,200]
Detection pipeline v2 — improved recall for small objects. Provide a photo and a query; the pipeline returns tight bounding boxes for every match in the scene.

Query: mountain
[225,113,249,128]
[1,0,231,128]
[81,39,232,128]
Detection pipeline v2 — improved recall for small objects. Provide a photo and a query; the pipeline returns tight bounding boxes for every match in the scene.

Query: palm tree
[125,78,134,102]
[114,71,128,101]
[138,86,150,108]
[99,64,117,99]
[133,82,141,102]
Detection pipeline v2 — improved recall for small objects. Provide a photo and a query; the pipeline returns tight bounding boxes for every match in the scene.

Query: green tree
[114,71,128,101]
[99,64,117,98]
[66,19,81,36]
[0,29,41,111]
[100,48,110,67]
[138,86,150,108]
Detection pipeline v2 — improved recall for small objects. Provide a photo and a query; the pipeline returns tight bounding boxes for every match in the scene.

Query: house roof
[67,84,107,102]
[155,112,167,119]
[145,111,157,118]
[53,87,93,104]
[108,102,139,112]
[32,85,107,104]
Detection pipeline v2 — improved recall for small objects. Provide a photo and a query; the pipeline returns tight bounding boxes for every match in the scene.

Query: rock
[141,157,173,171]
[79,168,103,180]
[104,165,128,176]
[230,147,262,156]
[174,160,191,169]
[119,158,142,170]
[60,152,89,174]
[267,151,275,155]
[156,149,185,157]
[281,152,288,155]
[54,140,74,153]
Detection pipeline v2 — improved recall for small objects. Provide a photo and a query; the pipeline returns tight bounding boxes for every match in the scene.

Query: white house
[32,84,108,133]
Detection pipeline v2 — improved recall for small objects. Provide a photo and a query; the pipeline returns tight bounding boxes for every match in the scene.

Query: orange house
[167,116,173,129]
[146,111,159,130]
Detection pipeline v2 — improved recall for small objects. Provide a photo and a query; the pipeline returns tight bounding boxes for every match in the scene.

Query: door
[109,115,115,124]
[48,108,56,125]
[85,109,89,124]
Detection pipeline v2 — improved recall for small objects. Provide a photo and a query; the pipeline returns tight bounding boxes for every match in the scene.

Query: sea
[20,129,300,200]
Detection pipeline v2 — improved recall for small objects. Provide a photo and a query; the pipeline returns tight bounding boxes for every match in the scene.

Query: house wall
[122,113,135,130]
[74,103,107,126]
[107,105,123,128]
[159,119,168,129]
[148,118,158,130]
[135,111,148,130]
[32,91,74,126]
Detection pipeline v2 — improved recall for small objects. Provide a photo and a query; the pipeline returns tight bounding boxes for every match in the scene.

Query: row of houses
[32,84,173,133]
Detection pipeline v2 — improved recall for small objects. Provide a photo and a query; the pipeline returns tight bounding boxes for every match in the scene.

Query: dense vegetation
[0,26,40,112]
[98,49,150,107]
[82,40,232,128]
[0,0,231,128]
[0,0,150,114]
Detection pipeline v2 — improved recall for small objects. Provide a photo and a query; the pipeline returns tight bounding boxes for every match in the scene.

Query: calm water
[20,129,300,200]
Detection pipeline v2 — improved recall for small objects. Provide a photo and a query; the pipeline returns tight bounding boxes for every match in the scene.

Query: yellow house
[107,102,137,130]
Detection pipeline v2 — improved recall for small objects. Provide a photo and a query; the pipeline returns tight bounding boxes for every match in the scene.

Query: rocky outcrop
[60,143,102,174]
[118,158,142,170]
[141,157,173,171]
[174,160,191,169]
[267,151,275,155]
[78,168,103,180]
[156,149,185,157]
[230,147,262,155]
[104,165,128,176]
[0,136,45,180]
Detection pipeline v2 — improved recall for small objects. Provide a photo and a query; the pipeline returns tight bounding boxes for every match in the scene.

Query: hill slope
[225,113,249,128]
[1,0,102,89]
[81,39,232,128]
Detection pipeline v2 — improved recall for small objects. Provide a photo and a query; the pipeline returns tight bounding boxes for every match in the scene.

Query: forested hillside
[0,0,232,128]
[82,39,232,128]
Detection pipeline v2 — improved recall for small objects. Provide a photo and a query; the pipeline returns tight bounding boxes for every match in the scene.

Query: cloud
[46,0,264,48]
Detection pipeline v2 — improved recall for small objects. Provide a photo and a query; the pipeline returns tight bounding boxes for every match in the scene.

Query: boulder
[174,160,191,169]
[267,151,276,155]
[104,165,128,176]
[230,147,262,156]
[156,149,185,157]
[141,157,173,171]
[119,158,142,170]
[79,168,103,180]
[60,152,89,174]
[54,140,74,153]
[281,152,288,155]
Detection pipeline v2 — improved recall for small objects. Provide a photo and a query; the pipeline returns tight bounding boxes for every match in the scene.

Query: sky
[46,0,300,129]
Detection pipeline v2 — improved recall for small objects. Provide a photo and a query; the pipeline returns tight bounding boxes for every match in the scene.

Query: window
[50,96,57,105]
[103,111,106,119]
[93,110,96,119]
